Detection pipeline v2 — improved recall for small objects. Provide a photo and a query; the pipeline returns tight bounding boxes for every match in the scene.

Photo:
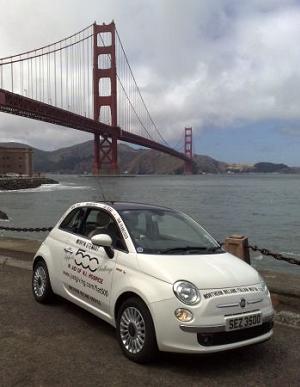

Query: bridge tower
[93,22,118,175]
[184,127,193,174]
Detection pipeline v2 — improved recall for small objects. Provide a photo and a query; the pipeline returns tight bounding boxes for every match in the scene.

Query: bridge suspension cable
[115,29,169,146]
[94,26,170,146]
[0,22,190,166]
[0,24,94,118]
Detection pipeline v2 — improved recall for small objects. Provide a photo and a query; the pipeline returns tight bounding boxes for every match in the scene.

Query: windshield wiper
[206,246,223,253]
[160,246,212,254]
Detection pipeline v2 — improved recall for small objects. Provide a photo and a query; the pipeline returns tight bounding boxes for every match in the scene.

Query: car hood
[137,252,260,289]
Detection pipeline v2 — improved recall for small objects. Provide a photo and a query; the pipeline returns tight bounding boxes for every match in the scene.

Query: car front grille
[197,321,273,347]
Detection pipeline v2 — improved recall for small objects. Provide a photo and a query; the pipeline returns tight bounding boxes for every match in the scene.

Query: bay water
[1,173,299,275]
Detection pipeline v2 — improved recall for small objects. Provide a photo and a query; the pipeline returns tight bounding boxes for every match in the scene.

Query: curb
[259,270,300,305]
[0,255,31,271]
[274,310,300,329]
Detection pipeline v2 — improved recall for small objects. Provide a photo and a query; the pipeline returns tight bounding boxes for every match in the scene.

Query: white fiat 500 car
[32,201,273,362]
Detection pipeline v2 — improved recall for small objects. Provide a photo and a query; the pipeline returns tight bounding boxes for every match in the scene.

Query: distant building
[226,163,253,173]
[0,147,33,176]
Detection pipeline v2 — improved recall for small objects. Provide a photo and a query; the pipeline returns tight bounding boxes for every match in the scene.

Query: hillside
[0,141,228,174]
[0,141,297,174]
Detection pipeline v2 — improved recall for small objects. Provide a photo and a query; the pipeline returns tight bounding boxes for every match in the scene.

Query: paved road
[0,265,299,387]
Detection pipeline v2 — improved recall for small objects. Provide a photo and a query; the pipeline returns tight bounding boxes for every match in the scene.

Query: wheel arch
[32,253,56,295]
[114,291,150,322]
[114,290,159,362]
[33,255,46,269]
[32,242,53,273]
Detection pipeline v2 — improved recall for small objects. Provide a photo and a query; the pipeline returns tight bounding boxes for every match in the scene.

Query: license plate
[225,312,262,331]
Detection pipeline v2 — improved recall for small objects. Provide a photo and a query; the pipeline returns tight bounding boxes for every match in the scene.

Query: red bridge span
[0,22,193,174]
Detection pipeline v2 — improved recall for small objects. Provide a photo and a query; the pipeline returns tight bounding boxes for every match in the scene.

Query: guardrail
[223,235,300,266]
[0,226,299,266]
[0,226,53,232]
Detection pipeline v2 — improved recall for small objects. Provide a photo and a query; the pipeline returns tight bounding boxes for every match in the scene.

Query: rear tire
[116,297,158,363]
[32,260,54,303]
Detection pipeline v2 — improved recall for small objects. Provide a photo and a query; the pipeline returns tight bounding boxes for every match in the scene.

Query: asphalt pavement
[0,265,299,387]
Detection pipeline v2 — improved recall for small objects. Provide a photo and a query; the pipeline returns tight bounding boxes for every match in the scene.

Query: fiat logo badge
[240,298,246,308]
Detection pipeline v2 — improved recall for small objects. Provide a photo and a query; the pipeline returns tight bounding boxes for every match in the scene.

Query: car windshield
[119,208,223,255]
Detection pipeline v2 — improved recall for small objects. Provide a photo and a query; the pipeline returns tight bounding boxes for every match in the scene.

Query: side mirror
[91,234,112,247]
[91,234,114,259]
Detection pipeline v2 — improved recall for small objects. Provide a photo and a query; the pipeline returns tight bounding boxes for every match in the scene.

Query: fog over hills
[0,141,297,174]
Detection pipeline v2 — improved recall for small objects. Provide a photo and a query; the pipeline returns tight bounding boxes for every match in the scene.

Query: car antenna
[95,175,107,202]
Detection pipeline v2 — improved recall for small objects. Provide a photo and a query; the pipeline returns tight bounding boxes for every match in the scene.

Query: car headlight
[259,275,270,296]
[173,280,201,305]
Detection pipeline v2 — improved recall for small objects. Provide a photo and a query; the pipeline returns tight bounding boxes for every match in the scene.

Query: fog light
[175,308,193,322]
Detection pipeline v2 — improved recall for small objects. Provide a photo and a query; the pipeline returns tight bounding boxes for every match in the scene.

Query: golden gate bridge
[0,22,193,174]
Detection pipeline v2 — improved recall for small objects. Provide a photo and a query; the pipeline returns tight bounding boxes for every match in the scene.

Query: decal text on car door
[75,248,99,272]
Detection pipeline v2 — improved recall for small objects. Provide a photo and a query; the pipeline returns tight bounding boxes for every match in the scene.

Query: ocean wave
[281,251,300,259]
[252,254,264,261]
[252,250,300,262]
[0,183,95,193]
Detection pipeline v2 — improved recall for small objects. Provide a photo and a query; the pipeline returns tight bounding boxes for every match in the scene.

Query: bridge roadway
[0,88,190,163]
[0,263,299,386]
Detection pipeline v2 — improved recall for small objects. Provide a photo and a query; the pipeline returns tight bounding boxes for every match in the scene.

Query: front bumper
[196,320,273,347]
[150,290,274,353]
[179,313,273,333]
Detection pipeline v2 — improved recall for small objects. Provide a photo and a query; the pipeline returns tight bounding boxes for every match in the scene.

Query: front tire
[32,260,54,303]
[116,297,158,363]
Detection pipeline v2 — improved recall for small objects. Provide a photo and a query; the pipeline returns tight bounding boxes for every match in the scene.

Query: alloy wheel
[120,306,146,354]
[33,266,47,298]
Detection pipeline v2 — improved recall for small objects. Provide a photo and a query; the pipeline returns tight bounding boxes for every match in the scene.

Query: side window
[60,208,86,235]
[82,208,127,252]
[82,209,109,237]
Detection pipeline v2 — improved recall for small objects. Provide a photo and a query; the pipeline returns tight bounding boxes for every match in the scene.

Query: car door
[48,206,87,296]
[62,207,130,318]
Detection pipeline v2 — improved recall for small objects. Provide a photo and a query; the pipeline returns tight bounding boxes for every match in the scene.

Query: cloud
[1,0,300,151]
[138,1,300,135]
[0,113,91,150]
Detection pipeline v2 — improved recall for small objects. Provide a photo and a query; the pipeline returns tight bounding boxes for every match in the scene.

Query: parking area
[0,265,299,387]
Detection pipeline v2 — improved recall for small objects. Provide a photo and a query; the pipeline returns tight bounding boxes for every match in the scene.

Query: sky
[1,0,300,165]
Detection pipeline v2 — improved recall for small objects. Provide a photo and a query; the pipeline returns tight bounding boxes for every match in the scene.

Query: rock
[0,177,59,191]
[0,210,8,220]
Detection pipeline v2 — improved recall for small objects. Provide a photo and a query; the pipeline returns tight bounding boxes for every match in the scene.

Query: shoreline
[0,177,59,191]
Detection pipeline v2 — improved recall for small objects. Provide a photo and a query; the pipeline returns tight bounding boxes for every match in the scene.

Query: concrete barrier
[223,234,250,264]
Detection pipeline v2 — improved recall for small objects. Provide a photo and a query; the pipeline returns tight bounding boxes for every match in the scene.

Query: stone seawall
[0,177,59,191]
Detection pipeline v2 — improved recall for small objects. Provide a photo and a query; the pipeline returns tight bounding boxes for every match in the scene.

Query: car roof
[97,201,177,212]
